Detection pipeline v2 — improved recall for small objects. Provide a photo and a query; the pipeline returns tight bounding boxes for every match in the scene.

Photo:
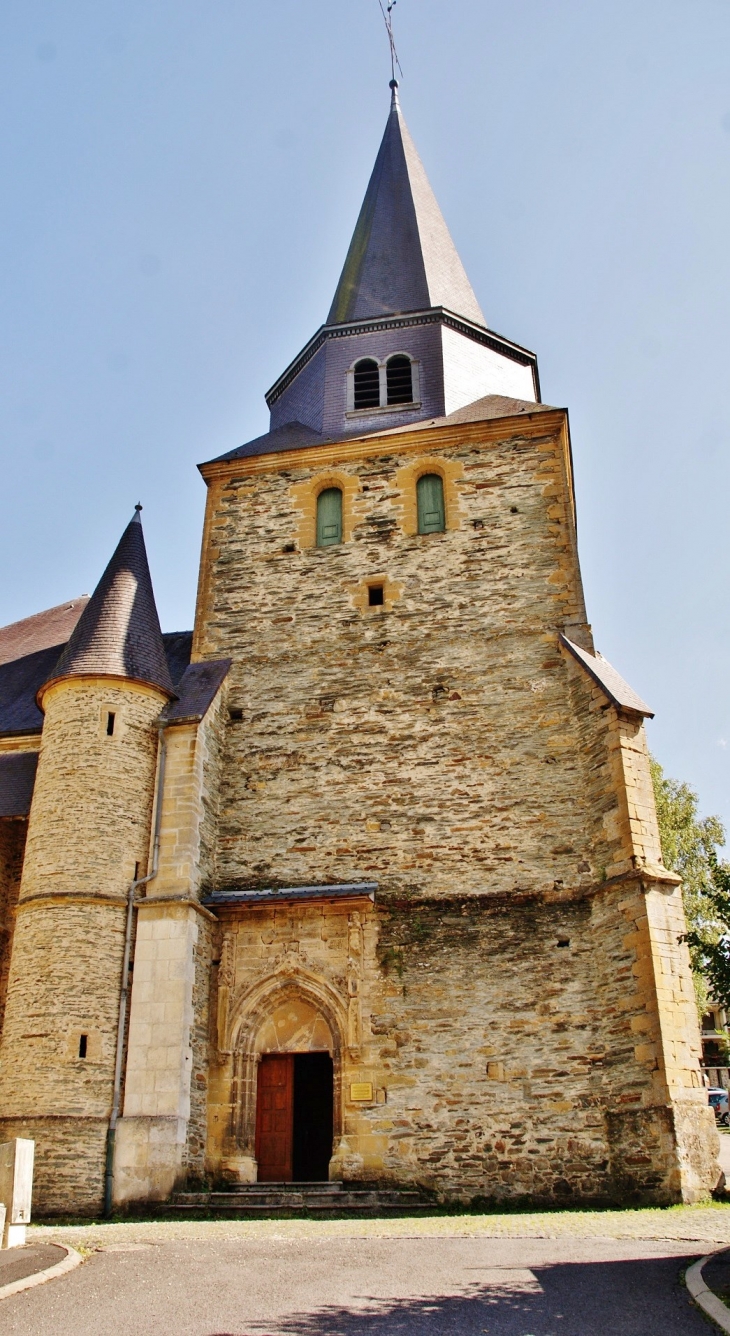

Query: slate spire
[45,507,174,697]
[327,82,485,327]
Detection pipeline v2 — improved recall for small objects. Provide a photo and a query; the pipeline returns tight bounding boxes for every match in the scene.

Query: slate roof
[206,395,559,466]
[560,636,653,717]
[212,421,324,465]
[161,659,232,726]
[162,631,195,692]
[0,629,192,739]
[0,644,74,736]
[0,597,89,667]
[203,883,377,909]
[0,752,39,817]
[45,508,174,698]
[327,84,484,327]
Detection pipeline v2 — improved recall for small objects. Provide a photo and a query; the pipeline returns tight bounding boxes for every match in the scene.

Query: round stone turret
[0,510,173,1214]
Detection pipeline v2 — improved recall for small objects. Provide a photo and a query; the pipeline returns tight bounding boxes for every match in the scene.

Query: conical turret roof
[44,507,174,697]
[327,83,484,326]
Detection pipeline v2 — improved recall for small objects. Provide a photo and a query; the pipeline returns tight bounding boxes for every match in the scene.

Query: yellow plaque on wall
[349,1082,374,1102]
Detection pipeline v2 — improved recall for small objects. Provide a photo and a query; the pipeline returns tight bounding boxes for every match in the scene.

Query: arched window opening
[353,359,380,410]
[417,474,445,535]
[316,488,343,547]
[386,355,413,406]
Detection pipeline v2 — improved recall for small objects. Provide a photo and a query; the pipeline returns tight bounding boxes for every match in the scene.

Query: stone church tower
[0,83,719,1213]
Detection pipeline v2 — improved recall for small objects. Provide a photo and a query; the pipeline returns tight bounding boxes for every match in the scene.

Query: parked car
[708,1087,730,1125]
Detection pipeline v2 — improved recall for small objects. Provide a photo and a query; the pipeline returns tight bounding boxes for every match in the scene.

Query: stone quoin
[0,82,719,1213]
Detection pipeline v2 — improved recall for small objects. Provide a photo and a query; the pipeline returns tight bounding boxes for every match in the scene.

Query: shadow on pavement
[207,1254,707,1336]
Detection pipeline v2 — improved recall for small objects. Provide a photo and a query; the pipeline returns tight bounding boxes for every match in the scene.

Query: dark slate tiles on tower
[328,83,484,326]
[44,508,175,698]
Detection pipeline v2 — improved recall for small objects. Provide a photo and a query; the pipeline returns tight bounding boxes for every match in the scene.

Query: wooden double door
[255,1052,334,1182]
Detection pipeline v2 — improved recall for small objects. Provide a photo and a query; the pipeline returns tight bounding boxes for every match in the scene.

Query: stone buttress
[112,658,229,1205]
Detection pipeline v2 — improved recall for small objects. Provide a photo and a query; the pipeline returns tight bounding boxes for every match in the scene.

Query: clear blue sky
[2,1,729,833]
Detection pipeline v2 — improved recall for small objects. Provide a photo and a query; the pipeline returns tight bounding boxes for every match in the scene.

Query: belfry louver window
[353,359,380,410]
[386,355,413,405]
[317,488,343,547]
[348,354,418,414]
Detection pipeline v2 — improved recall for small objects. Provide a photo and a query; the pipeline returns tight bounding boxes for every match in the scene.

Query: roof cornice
[37,671,175,712]
[265,307,538,408]
[199,405,568,485]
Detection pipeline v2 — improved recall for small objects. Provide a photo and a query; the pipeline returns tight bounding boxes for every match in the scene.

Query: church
[0,83,719,1215]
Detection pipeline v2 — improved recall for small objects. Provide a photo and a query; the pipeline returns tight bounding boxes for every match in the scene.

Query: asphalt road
[0,1235,713,1335]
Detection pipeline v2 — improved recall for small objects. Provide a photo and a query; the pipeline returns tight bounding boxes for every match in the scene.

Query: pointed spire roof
[328,82,485,327]
[44,506,174,698]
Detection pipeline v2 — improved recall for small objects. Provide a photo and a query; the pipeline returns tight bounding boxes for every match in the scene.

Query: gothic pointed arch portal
[227,972,348,1183]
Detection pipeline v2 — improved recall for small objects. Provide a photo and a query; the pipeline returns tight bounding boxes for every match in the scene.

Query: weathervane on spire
[378,0,403,85]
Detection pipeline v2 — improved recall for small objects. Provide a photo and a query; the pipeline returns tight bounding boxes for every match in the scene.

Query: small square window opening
[368,585,385,607]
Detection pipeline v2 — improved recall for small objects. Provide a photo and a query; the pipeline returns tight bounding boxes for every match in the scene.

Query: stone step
[161,1201,433,1217]
[164,1182,433,1217]
[207,1194,426,1207]
[221,1186,347,1197]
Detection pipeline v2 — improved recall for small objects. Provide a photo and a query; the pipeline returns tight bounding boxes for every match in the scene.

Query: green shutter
[316,488,343,547]
[416,474,445,534]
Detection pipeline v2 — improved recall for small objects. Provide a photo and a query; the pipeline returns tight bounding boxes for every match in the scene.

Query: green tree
[650,757,727,1016]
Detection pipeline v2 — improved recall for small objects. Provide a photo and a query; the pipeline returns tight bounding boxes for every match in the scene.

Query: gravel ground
[27,1201,730,1249]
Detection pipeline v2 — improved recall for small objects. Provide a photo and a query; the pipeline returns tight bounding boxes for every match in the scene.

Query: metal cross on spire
[378,0,403,84]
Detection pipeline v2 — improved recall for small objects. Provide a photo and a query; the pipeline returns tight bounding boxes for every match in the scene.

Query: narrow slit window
[316,488,343,547]
[353,358,380,410]
[386,355,413,405]
[368,585,384,606]
[417,474,446,534]
[78,1034,88,1059]
[106,712,116,736]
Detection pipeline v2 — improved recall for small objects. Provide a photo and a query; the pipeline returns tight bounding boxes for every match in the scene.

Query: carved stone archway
[223,970,348,1183]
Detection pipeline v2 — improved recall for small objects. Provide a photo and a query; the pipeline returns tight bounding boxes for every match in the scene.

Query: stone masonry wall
[195,685,229,896]
[185,911,214,1181]
[207,886,706,1204]
[19,678,164,898]
[373,892,615,1202]
[0,1115,109,1218]
[0,819,26,1038]
[0,901,126,1212]
[197,414,614,898]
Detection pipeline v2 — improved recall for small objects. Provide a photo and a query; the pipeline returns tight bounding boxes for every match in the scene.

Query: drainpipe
[104,723,167,1218]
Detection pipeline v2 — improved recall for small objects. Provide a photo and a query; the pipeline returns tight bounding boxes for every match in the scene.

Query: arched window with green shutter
[416,474,445,534]
[316,487,343,547]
